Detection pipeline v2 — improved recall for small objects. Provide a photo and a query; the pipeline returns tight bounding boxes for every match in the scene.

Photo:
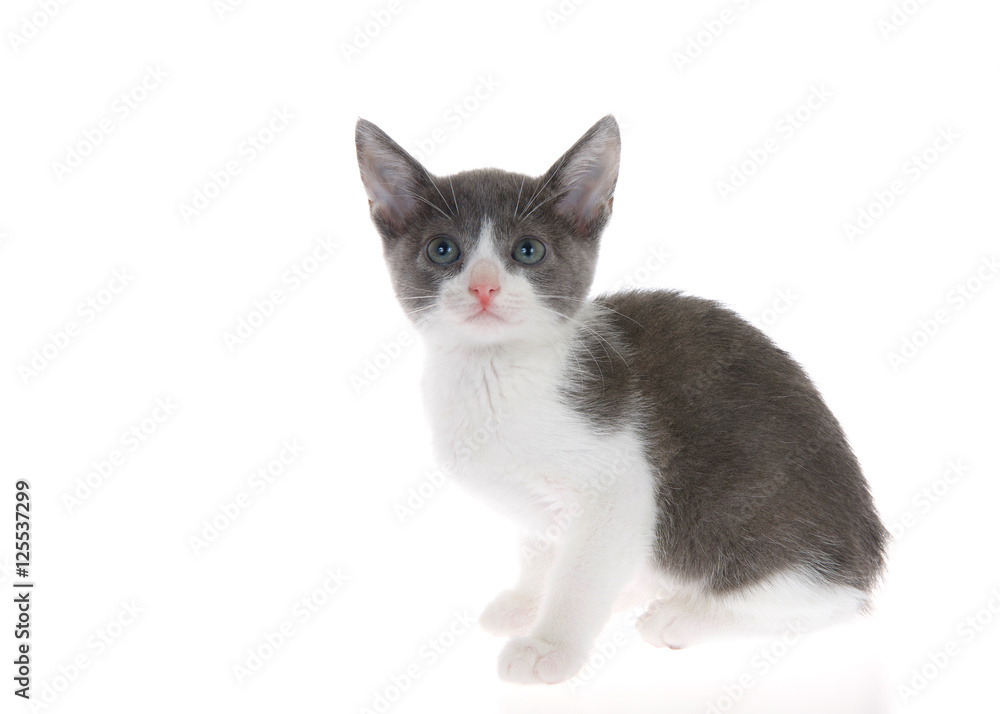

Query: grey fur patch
[566,289,888,593]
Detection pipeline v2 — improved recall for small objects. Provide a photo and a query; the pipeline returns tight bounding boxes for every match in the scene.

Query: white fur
[424,333,657,684]
[633,567,868,649]
[415,221,867,684]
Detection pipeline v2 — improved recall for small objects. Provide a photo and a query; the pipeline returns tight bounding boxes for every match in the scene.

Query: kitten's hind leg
[479,533,556,637]
[635,593,727,649]
[636,570,871,649]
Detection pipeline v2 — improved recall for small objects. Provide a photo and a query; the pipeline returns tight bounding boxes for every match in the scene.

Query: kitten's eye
[512,237,546,265]
[426,235,461,265]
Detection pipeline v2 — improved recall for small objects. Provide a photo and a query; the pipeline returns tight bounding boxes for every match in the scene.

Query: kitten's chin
[455,314,522,346]
[422,309,549,348]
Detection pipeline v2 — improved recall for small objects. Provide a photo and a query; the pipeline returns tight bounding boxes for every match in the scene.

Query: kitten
[355,115,887,685]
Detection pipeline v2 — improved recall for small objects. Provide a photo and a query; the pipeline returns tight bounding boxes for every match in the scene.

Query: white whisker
[449,177,459,214]
[396,191,450,220]
[536,294,649,332]
[535,303,631,372]
[520,191,560,222]
[427,175,454,217]
[519,156,565,220]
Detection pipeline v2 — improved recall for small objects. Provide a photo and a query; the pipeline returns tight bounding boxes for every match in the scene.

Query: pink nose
[469,282,499,309]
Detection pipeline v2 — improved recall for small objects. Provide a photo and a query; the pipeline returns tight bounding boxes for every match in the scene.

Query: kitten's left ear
[543,115,621,232]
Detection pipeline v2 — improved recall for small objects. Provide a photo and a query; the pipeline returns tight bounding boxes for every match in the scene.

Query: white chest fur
[421,335,652,533]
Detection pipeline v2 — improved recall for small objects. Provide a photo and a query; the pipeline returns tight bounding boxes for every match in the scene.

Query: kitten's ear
[544,115,621,232]
[356,119,429,228]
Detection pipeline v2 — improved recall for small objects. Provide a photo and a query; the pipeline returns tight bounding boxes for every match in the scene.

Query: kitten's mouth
[466,308,506,324]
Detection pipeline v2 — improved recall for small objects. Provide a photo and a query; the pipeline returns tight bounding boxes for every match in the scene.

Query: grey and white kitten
[356,116,887,685]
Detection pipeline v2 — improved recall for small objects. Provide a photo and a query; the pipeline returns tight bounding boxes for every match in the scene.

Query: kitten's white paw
[497,636,587,684]
[479,590,538,637]
[636,601,708,650]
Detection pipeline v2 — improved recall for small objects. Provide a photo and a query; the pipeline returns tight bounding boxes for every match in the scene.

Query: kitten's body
[356,116,887,684]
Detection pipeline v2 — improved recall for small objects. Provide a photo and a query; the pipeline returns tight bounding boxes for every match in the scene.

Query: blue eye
[427,235,460,265]
[512,237,545,265]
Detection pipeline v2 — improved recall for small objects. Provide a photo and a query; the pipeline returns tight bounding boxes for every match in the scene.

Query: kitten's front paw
[479,590,538,637]
[497,636,587,684]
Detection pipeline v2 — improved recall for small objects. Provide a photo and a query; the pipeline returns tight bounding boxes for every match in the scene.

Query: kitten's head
[356,116,620,347]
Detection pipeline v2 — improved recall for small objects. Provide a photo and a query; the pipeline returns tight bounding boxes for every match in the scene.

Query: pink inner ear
[543,116,621,229]
[556,150,618,228]
[361,154,419,226]
[373,166,415,223]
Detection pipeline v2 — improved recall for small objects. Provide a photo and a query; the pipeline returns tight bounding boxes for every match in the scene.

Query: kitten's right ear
[355,119,428,228]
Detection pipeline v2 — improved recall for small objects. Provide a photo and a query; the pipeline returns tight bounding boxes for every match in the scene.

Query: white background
[2,0,998,712]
